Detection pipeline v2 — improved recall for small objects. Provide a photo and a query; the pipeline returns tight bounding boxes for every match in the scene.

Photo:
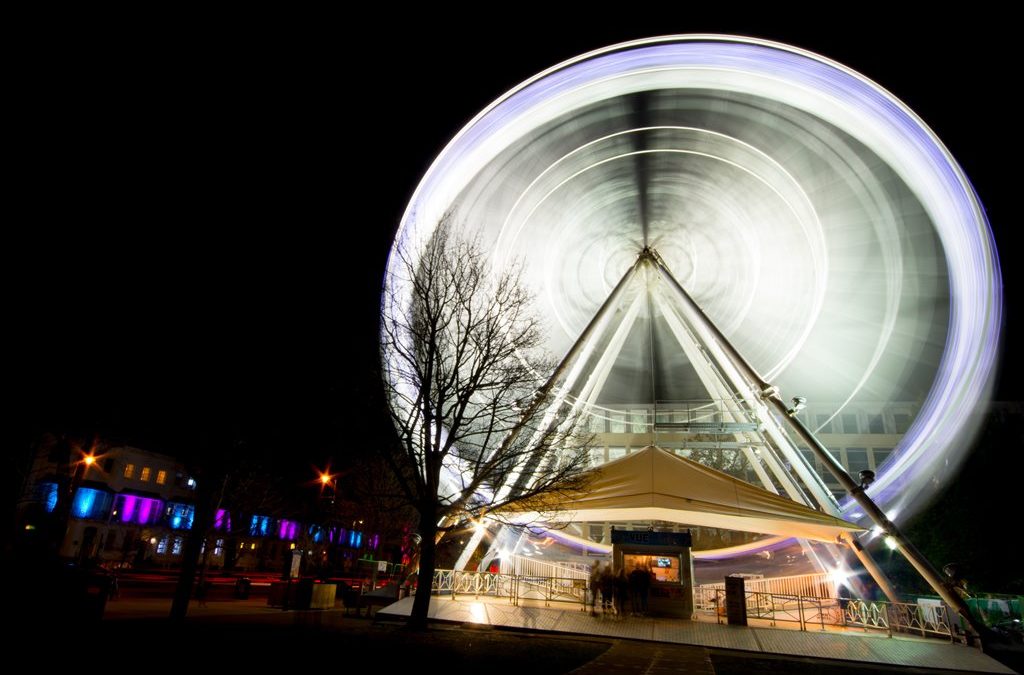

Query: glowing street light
[315,468,337,505]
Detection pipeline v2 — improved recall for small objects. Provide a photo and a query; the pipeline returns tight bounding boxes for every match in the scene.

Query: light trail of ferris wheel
[385,35,1001,532]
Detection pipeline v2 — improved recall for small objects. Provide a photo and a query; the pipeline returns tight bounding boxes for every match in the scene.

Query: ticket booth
[611,529,693,618]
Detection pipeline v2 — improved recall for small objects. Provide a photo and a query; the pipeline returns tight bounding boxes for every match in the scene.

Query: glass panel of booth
[623,553,681,583]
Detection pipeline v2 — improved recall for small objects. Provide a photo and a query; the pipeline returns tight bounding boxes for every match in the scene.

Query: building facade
[17,438,379,573]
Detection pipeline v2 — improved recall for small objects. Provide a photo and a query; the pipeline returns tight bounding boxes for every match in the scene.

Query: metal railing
[500,555,591,580]
[431,569,587,608]
[696,572,837,601]
[588,399,762,434]
[696,586,955,640]
[434,570,957,641]
[844,599,955,640]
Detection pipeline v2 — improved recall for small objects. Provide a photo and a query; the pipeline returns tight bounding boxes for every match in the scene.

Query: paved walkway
[569,641,715,675]
[377,596,1013,673]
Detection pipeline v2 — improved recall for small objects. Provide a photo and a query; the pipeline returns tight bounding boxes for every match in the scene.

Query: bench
[342,582,403,617]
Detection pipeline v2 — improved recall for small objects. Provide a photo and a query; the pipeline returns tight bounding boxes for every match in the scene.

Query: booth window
[623,554,680,583]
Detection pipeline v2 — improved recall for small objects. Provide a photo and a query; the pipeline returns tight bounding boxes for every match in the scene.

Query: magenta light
[278,519,299,541]
[137,498,153,524]
[120,495,137,523]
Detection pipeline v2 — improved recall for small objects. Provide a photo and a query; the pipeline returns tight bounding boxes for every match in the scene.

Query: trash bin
[235,577,252,599]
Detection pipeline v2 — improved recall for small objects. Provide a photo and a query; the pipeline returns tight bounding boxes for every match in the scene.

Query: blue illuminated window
[71,488,110,519]
[37,483,59,513]
[250,515,271,537]
[167,503,195,530]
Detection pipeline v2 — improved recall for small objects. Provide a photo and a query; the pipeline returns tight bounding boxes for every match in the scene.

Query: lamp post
[314,469,341,581]
[54,438,98,560]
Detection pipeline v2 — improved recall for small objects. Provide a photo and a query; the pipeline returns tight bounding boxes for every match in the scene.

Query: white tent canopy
[499,446,863,543]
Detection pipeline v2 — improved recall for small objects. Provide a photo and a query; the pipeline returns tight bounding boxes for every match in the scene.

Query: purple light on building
[278,519,299,541]
[120,495,137,523]
[116,494,162,525]
[137,498,154,524]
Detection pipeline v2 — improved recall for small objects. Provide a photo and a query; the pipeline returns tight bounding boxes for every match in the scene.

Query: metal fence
[432,569,587,608]
[435,569,958,641]
[696,586,956,640]
[844,598,955,639]
[696,572,837,601]
[499,554,591,580]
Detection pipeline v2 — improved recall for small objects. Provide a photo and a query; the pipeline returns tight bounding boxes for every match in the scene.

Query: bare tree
[380,217,591,628]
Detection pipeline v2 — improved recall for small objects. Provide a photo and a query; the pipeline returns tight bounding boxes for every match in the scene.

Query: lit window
[250,515,270,537]
[172,537,183,556]
[610,414,626,433]
[868,415,885,434]
[841,414,859,434]
[114,494,163,525]
[187,478,196,488]
[156,470,167,485]
[123,463,135,479]
[140,467,151,482]
[214,539,224,556]
[872,448,893,470]
[37,483,59,513]
[167,503,195,530]
[893,414,911,434]
[157,536,169,554]
[71,488,113,520]
[845,448,869,475]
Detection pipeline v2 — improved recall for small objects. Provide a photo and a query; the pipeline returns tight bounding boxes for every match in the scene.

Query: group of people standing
[589,561,653,617]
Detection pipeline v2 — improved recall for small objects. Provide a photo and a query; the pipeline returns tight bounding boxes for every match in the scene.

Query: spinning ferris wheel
[387,34,1000,526]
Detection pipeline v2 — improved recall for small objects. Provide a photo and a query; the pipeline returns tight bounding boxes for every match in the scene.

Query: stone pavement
[377,596,1013,673]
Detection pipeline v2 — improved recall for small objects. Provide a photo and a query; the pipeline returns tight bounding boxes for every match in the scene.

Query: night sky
[14,18,1017,472]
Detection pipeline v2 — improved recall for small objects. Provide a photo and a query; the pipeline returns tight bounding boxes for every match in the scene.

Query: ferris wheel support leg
[765,394,987,639]
[454,524,489,571]
[496,257,644,497]
[840,534,900,604]
[648,247,986,639]
[454,259,646,572]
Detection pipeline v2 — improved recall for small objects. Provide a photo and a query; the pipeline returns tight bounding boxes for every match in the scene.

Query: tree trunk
[169,473,217,621]
[408,517,437,630]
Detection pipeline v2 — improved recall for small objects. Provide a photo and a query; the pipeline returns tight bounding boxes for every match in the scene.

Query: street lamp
[318,471,337,504]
